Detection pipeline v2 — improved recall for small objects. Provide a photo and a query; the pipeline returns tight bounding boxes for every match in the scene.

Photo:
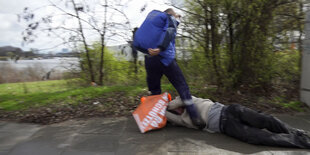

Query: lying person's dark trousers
[220,104,310,149]
[144,55,191,100]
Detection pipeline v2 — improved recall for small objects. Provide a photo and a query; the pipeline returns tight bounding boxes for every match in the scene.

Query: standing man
[133,8,204,128]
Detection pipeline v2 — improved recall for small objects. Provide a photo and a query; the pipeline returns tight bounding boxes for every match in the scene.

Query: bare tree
[19,0,132,85]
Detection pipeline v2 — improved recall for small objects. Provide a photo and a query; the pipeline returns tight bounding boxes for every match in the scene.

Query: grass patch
[272,96,304,112]
[0,79,150,111]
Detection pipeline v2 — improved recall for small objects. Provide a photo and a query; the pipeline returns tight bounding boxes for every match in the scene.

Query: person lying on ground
[165,96,310,149]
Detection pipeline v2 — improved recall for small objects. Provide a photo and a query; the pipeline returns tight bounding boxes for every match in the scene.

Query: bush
[272,50,299,85]
[79,43,146,86]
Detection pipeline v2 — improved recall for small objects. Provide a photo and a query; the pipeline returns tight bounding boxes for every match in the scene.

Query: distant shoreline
[0,57,80,72]
[0,56,78,61]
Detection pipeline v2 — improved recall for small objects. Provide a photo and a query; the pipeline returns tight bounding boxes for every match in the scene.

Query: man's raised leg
[163,60,205,129]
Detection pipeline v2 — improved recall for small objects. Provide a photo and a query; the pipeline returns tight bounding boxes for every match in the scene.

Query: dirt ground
[0,91,309,125]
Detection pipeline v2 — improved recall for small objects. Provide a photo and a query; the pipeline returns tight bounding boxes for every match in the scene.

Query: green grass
[0,80,149,111]
[0,79,217,111]
[272,96,305,112]
[0,80,72,95]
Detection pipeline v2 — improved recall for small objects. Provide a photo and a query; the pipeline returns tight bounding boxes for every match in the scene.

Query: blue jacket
[133,10,179,66]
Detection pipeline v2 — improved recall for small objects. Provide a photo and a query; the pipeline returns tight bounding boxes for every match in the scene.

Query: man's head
[164,8,181,18]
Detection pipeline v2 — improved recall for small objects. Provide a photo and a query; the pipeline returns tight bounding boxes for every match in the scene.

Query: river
[0,57,80,72]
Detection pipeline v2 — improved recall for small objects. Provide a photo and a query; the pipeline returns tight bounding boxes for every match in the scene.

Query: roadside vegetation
[0,75,307,125]
[0,0,308,124]
[0,79,178,124]
[0,43,308,124]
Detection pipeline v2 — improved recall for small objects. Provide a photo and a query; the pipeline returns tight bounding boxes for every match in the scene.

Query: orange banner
[132,92,171,133]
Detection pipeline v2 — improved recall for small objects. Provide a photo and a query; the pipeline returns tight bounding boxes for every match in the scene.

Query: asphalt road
[1,114,310,155]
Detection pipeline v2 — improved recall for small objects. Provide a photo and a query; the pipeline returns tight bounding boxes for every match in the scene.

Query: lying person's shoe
[296,132,310,149]
[290,128,310,138]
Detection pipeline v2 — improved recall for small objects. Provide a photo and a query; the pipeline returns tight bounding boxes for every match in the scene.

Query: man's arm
[134,46,148,54]
[157,15,177,52]
[148,48,161,56]
[166,110,198,129]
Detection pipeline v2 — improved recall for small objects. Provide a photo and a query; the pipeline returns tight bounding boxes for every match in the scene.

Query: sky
[0,0,184,53]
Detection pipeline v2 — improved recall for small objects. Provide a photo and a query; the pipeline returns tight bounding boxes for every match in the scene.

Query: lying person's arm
[166,97,198,129]
[165,111,184,126]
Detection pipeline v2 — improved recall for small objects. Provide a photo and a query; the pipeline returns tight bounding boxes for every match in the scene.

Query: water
[0,57,80,72]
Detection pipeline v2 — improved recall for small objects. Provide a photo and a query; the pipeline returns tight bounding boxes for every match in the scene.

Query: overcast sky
[0,0,184,53]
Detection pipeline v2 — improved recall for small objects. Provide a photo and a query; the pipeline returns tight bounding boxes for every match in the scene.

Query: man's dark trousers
[144,55,191,100]
[220,104,310,149]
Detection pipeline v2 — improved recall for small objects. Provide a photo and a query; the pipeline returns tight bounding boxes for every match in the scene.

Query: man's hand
[148,48,161,56]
